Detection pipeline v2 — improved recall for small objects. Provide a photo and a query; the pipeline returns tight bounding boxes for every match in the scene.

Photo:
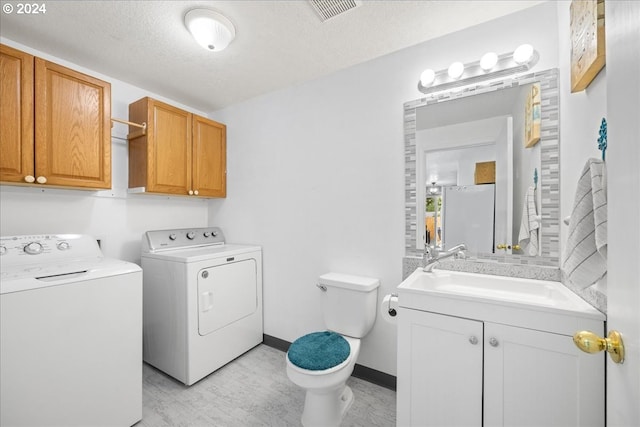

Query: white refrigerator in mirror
[442,184,495,253]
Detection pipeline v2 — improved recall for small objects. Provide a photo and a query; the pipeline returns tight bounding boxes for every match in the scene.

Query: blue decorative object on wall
[534,168,538,189]
[598,117,607,161]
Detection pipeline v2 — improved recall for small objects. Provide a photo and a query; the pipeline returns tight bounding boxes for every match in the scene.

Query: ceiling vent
[309,0,362,22]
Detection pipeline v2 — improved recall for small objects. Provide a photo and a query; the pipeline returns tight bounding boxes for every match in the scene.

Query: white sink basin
[397,268,604,335]
[401,268,567,305]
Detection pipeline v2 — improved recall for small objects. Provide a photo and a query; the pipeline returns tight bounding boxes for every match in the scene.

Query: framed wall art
[525,83,541,148]
[570,0,606,92]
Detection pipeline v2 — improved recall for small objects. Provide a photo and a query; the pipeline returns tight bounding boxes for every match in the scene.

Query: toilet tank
[319,272,380,338]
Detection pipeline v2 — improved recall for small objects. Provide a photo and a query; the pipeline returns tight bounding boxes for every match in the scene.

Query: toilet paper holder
[387,293,398,317]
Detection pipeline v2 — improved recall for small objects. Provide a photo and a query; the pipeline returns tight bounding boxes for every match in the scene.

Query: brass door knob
[512,244,521,251]
[497,244,507,250]
[573,330,625,364]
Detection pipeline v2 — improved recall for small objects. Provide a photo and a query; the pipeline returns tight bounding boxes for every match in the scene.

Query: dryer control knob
[186,231,196,240]
[212,231,218,237]
[169,233,177,241]
[203,231,211,238]
[57,241,70,251]
[0,246,7,256]
[24,242,43,255]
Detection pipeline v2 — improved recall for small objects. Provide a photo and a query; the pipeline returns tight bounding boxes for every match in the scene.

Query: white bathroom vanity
[396,268,605,427]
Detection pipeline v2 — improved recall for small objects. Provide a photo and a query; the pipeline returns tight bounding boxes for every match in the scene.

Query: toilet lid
[288,331,350,371]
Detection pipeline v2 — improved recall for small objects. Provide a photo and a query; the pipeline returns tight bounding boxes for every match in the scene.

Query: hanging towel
[561,159,608,289]
[518,186,540,256]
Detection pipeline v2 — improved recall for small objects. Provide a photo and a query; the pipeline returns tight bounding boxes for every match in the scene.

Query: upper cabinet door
[147,99,192,195]
[0,45,34,183]
[192,115,226,198]
[34,58,111,189]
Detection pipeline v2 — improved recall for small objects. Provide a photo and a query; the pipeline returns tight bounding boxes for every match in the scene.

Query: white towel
[518,186,540,256]
[562,159,608,289]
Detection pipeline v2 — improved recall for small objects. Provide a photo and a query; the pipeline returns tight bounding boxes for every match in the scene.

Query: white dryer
[0,234,142,427]
[141,227,263,385]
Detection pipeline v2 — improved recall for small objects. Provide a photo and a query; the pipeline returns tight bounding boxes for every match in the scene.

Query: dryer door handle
[200,291,214,312]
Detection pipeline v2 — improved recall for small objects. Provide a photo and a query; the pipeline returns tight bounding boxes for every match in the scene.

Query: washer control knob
[0,246,7,256]
[57,241,70,251]
[211,231,218,237]
[203,231,211,238]
[186,231,196,240]
[169,233,177,241]
[24,242,43,255]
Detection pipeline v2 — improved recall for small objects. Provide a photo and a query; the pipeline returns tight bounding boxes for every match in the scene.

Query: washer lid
[0,257,141,295]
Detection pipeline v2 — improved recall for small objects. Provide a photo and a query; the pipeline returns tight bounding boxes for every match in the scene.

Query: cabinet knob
[24,175,36,183]
[188,190,194,195]
[468,336,478,345]
[36,176,47,184]
[194,190,199,196]
[573,330,625,364]
[489,337,499,347]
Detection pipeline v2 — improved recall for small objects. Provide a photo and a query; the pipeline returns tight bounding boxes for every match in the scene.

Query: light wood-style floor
[138,344,396,427]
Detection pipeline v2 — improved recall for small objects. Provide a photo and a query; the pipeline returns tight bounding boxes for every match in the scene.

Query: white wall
[1,0,606,377]
[208,1,563,375]
[0,39,211,264]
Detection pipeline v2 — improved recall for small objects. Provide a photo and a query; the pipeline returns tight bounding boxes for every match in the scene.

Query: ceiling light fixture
[185,8,236,52]
[417,44,539,95]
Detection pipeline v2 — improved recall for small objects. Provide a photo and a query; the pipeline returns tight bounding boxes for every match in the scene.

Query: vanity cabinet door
[483,323,605,427]
[397,308,483,427]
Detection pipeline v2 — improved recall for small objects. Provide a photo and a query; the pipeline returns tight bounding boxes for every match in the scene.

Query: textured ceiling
[0,1,545,113]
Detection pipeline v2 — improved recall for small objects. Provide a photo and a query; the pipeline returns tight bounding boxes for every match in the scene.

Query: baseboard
[262,334,397,391]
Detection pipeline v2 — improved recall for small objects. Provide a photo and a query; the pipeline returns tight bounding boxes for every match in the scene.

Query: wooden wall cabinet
[0,44,111,189]
[128,97,226,198]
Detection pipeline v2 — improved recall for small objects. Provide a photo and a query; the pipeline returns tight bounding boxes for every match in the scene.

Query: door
[484,323,604,427]
[192,115,226,197]
[442,184,495,253]
[605,1,640,425]
[494,116,513,254]
[0,44,34,183]
[34,58,111,188]
[147,99,192,195]
[397,309,483,427]
[197,259,258,336]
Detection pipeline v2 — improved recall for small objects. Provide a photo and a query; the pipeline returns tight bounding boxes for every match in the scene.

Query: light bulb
[420,69,436,86]
[513,44,534,64]
[480,52,498,71]
[448,62,464,79]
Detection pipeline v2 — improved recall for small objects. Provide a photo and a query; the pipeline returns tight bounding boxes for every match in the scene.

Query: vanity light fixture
[418,44,539,94]
[185,8,236,52]
[480,52,498,71]
[447,62,465,79]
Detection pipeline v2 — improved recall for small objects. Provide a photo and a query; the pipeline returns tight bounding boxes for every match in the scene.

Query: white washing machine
[141,227,263,386]
[0,234,142,427]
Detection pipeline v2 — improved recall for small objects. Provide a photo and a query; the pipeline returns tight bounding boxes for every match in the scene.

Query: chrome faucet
[423,243,467,272]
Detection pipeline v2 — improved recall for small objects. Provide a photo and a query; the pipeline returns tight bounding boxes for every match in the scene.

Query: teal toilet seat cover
[288,331,350,371]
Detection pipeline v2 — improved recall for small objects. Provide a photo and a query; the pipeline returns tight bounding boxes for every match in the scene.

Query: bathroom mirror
[404,69,560,267]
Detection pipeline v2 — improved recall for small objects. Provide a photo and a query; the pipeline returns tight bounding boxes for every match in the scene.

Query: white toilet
[286,272,380,427]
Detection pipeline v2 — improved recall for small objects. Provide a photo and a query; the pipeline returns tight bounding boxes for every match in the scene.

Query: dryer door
[197,259,258,336]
